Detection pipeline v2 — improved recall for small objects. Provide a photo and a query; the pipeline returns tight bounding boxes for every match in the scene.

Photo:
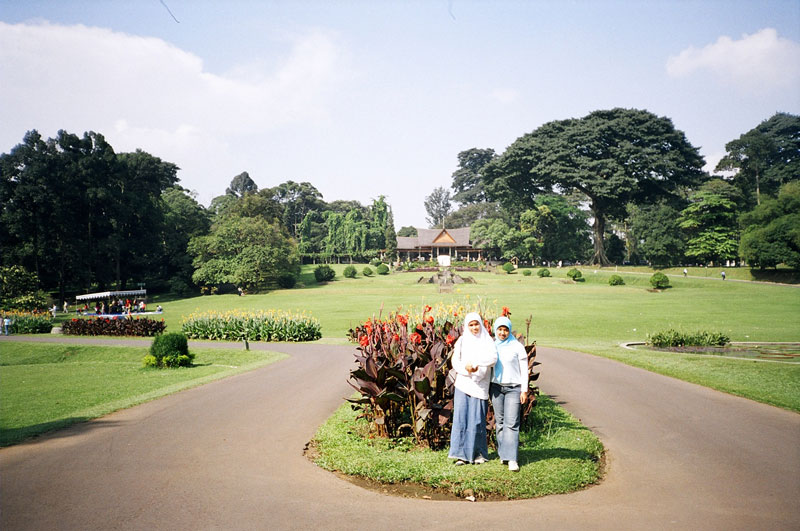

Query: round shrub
[343,265,357,278]
[147,332,194,368]
[376,263,390,275]
[522,269,532,277]
[362,266,374,277]
[370,258,382,267]
[314,264,336,282]
[608,274,625,286]
[277,273,297,289]
[502,262,515,274]
[566,268,583,281]
[650,272,670,289]
[537,268,551,278]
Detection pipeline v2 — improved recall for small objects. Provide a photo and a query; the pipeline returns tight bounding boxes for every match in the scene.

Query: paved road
[1,340,798,530]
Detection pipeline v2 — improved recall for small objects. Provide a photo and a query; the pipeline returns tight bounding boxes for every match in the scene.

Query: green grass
[311,394,604,499]
[0,341,287,446]
[143,264,800,411]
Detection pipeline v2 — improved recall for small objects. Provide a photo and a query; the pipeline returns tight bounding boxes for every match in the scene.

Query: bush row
[62,316,166,336]
[647,329,730,348]
[181,309,321,342]
[1,311,53,334]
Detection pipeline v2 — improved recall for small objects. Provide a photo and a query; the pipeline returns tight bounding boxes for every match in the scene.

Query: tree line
[424,109,799,269]
[0,131,397,299]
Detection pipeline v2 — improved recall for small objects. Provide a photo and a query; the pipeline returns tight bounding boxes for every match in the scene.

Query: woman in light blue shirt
[490,316,529,471]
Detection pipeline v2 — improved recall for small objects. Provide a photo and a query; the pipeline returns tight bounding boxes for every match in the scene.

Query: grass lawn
[311,394,604,500]
[0,341,287,446]
[145,264,799,411]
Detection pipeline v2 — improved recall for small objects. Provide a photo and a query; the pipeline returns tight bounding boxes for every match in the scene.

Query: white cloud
[666,28,800,91]
[0,21,347,202]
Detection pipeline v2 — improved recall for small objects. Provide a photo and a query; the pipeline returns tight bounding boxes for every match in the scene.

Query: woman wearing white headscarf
[448,312,497,465]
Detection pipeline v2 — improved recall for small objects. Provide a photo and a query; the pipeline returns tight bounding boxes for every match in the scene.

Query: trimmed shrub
[502,262,515,274]
[63,316,166,337]
[522,269,532,277]
[650,272,670,289]
[566,268,583,281]
[370,258,382,267]
[537,268,551,278]
[362,266,374,277]
[376,263,390,275]
[647,329,730,348]
[343,265,357,278]
[277,273,297,289]
[608,274,625,286]
[314,264,336,282]
[146,332,194,368]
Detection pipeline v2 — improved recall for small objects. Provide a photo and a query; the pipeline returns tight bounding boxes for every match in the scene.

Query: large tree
[627,201,686,267]
[679,181,740,265]
[716,112,800,207]
[225,171,258,197]
[451,148,496,205]
[424,186,452,228]
[483,108,706,265]
[738,181,800,269]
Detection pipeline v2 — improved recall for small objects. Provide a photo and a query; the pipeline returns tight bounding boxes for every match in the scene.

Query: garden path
[1,337,798,530]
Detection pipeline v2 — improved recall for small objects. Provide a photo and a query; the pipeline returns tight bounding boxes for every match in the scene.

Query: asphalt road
[1,340,798,530]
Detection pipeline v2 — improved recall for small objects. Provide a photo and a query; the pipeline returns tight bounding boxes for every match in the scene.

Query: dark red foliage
[62,316,166,337]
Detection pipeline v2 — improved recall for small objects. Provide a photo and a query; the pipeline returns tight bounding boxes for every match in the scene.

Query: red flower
[425,315,434,324]
[392,333,400,342]
[71,318,77,322]
[409,332,422,344]
[416,324,423,331]
[446,335,455,345]
[423,305,432,313]
[365,323,373,334]
[484,319,490,330]
[359,335,369,347]
[502,306,511,317]
[397,314,408,326]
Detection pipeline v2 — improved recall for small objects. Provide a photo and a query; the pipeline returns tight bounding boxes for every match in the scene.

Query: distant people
[156,305,163,313]
[139,301,146,312]
[721,270,726,281]
[63,300,68,313]
[238,287,244,296]
[50,304,58,318]
[683,268,687,277]
[3,316,11,335]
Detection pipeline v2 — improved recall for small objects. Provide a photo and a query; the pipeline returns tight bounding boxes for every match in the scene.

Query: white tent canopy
[75,290,146,301]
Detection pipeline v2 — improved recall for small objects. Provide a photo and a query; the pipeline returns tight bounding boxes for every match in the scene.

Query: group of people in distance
[449,312,529,472]
[74,299,161,316]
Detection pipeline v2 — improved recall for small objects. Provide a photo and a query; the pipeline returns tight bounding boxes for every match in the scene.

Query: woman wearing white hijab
[448,312,497,465]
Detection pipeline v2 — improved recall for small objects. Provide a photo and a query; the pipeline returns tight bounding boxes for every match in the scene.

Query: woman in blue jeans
[448,312,497,466]
[490,316,529,471]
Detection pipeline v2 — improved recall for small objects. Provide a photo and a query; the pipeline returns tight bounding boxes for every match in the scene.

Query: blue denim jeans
[490,382,521,462]
[448,388,489,463]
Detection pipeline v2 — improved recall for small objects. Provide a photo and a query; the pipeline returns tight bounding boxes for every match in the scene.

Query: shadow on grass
[1,417,123,447]
[519,446,600,465]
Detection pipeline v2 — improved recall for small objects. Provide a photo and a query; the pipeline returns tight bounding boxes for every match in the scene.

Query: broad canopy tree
[483,108,706,265]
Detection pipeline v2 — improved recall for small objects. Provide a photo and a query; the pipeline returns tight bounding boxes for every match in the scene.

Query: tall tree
[424,186,452,228]
[627,201,686,267]
[716,113,800,207]
[225,171,258,197]
[679,181,740,265]
[738,181,800,269]
[384,208,397,261]
[484,108,706,265]
[267,181,325,237]
[451,148,496,205]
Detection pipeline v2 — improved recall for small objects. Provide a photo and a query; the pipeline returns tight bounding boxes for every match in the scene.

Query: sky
[1,0,799,229]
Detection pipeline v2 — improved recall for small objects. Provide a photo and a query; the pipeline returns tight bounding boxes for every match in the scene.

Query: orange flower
[446,335,455,345]
[502,306,511,317]
[425,315,434,324]
[359,335,369,347]
[409,332,422,344]
[392,333,400,342]
[397,314,408,326]
[423,305,432,313]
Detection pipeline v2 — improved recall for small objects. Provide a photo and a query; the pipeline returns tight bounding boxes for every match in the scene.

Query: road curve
[1,341,798,530]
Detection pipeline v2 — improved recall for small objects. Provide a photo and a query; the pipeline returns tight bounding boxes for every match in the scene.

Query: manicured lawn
[147,264,799,411]
[0,341,287,446]
[311,394,604,499]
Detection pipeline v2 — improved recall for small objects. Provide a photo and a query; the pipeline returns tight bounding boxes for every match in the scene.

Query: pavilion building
[395,227,480,265]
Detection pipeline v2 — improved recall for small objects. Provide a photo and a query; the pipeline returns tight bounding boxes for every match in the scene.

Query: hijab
[459,312,497,367]
[492,315,516,380]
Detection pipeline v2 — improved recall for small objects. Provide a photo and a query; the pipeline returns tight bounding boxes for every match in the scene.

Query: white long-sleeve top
[490,337,529,390]
[451,336,497,400]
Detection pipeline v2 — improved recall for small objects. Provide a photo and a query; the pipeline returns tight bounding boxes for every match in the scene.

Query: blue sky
[2,0,799,228]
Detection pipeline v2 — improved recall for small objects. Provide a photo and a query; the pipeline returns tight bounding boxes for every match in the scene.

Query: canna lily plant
[348,303,540,449]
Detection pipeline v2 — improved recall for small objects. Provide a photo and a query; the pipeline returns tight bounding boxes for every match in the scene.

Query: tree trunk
[590,204,611,266]
[755,168,761,206]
